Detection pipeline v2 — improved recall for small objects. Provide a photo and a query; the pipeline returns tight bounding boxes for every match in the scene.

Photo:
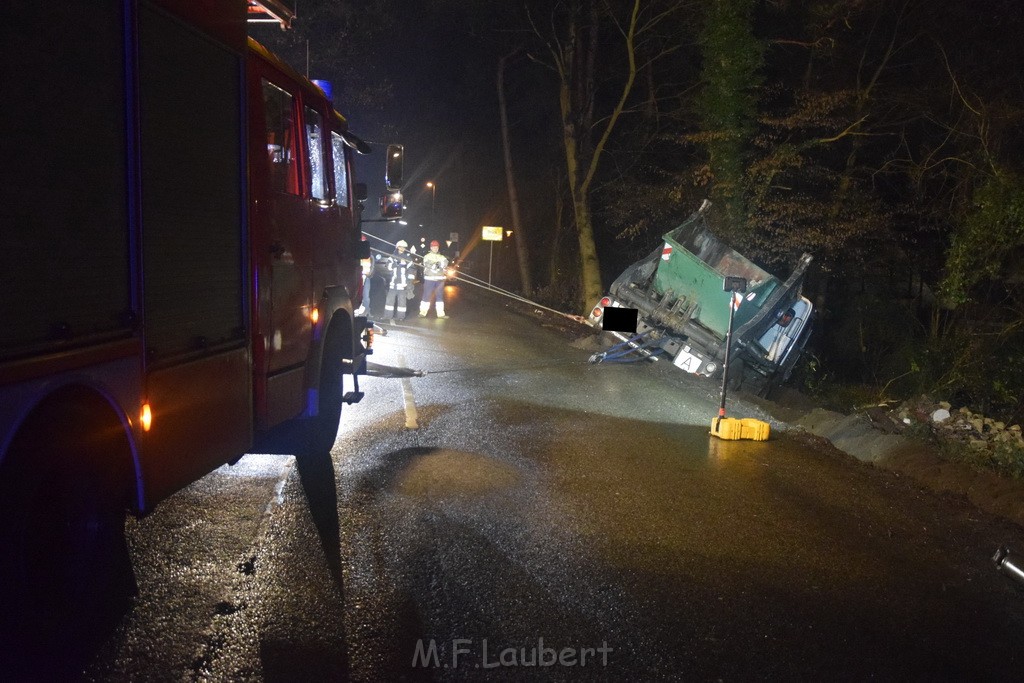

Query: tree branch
[581,0,640,195]
[816,115,869,143]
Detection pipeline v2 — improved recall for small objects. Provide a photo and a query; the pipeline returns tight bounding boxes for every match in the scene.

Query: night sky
[367,3,556,262]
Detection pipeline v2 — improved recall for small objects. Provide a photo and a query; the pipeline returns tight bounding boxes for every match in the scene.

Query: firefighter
[355,235,372,316]
[419,240,449,318]
[384,240,413,323]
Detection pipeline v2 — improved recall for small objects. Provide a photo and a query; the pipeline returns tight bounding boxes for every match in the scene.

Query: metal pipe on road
[993,547,1024,586]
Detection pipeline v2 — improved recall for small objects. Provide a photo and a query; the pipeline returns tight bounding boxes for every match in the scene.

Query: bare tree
[498,50,533,292]
[526,0,688,311]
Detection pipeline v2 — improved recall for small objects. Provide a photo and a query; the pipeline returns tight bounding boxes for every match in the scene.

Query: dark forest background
[251,0,1024,424]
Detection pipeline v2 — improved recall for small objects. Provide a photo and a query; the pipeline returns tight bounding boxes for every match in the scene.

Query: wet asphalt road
[78,284,1024,681]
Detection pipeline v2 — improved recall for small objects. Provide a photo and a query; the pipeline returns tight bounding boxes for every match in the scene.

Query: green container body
[652,232,780,340]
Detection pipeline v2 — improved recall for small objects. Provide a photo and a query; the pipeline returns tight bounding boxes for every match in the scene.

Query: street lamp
[425,181,436,227]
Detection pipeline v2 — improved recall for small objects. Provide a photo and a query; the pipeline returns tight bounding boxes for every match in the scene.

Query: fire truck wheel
[0,395,133,643]
[303,335,345,457]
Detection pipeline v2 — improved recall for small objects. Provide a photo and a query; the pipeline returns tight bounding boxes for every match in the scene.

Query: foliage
[789,353,880,414]
[532,279,583,314]
[805,294,1024,426]
[596,132,707,274]
[921,320,1024,426]
[940,170,1024,307]
[742,87,901,272]
[694,0,763,231]
[941,440,1024,481]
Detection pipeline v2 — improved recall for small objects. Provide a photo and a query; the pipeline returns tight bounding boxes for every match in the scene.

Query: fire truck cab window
[261,80,299,194]
[305,106,327,201]
[331,131,350,208]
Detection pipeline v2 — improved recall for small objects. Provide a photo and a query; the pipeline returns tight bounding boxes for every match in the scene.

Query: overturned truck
[588,202,814,397]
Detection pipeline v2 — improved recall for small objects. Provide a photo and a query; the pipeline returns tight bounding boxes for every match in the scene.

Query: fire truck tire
[303,330,346,457]
[0,392,134,645]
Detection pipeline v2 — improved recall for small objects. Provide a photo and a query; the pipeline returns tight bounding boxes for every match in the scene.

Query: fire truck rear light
[600,297,610,307]
[140,403,153,432]
[592,307,602,319]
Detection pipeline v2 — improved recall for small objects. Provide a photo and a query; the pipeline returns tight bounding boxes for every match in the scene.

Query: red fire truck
[0,0,400,627]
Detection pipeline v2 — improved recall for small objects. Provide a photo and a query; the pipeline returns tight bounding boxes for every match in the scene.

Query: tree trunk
[548,181,567,286]
[558,0,642,311]
[498,51,532,293]
[572,191,603,309]
[559,75,604,310]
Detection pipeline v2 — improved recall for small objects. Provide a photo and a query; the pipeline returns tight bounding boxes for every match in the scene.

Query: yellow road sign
[482,225,504,241]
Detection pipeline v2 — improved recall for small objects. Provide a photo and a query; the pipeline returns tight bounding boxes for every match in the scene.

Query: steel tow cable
[362,230,628,376]
[362,230,589,325]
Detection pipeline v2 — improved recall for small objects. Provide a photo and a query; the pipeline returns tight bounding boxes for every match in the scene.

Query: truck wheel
[0,401,133,643]
[745,371,772,398]
[303,337,345,457]
[727,358,746,392]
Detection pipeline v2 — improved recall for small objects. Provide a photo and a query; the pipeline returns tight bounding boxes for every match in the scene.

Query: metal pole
[488,241,494,289]
[716,276,747,431]
[717,292,736,430]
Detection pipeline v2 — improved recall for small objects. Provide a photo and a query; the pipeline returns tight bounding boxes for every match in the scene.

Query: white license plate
[672,348,702,373]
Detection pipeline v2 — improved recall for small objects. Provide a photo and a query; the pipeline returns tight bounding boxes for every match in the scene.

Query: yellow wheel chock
[710,416,770,441]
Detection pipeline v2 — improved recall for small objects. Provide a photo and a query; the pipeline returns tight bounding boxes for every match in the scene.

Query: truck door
[304,102,344,289]
[329,126,359,294]
[258,78,313,422]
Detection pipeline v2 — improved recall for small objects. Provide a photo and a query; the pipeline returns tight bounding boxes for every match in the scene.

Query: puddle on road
[396,449,520,499]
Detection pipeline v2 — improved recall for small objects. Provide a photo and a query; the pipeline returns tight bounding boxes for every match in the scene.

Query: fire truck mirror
[380,190,404,219]
[385,144,404,190]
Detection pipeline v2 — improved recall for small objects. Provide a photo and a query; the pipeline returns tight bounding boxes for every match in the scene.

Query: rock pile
[880,397,1024,455]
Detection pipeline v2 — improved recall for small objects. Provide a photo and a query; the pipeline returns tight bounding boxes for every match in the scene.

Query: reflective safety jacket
[422,251,449,281]
[386,252,413,288]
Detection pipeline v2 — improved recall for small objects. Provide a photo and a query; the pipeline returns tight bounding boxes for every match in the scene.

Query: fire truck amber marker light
[140,403,153,432]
